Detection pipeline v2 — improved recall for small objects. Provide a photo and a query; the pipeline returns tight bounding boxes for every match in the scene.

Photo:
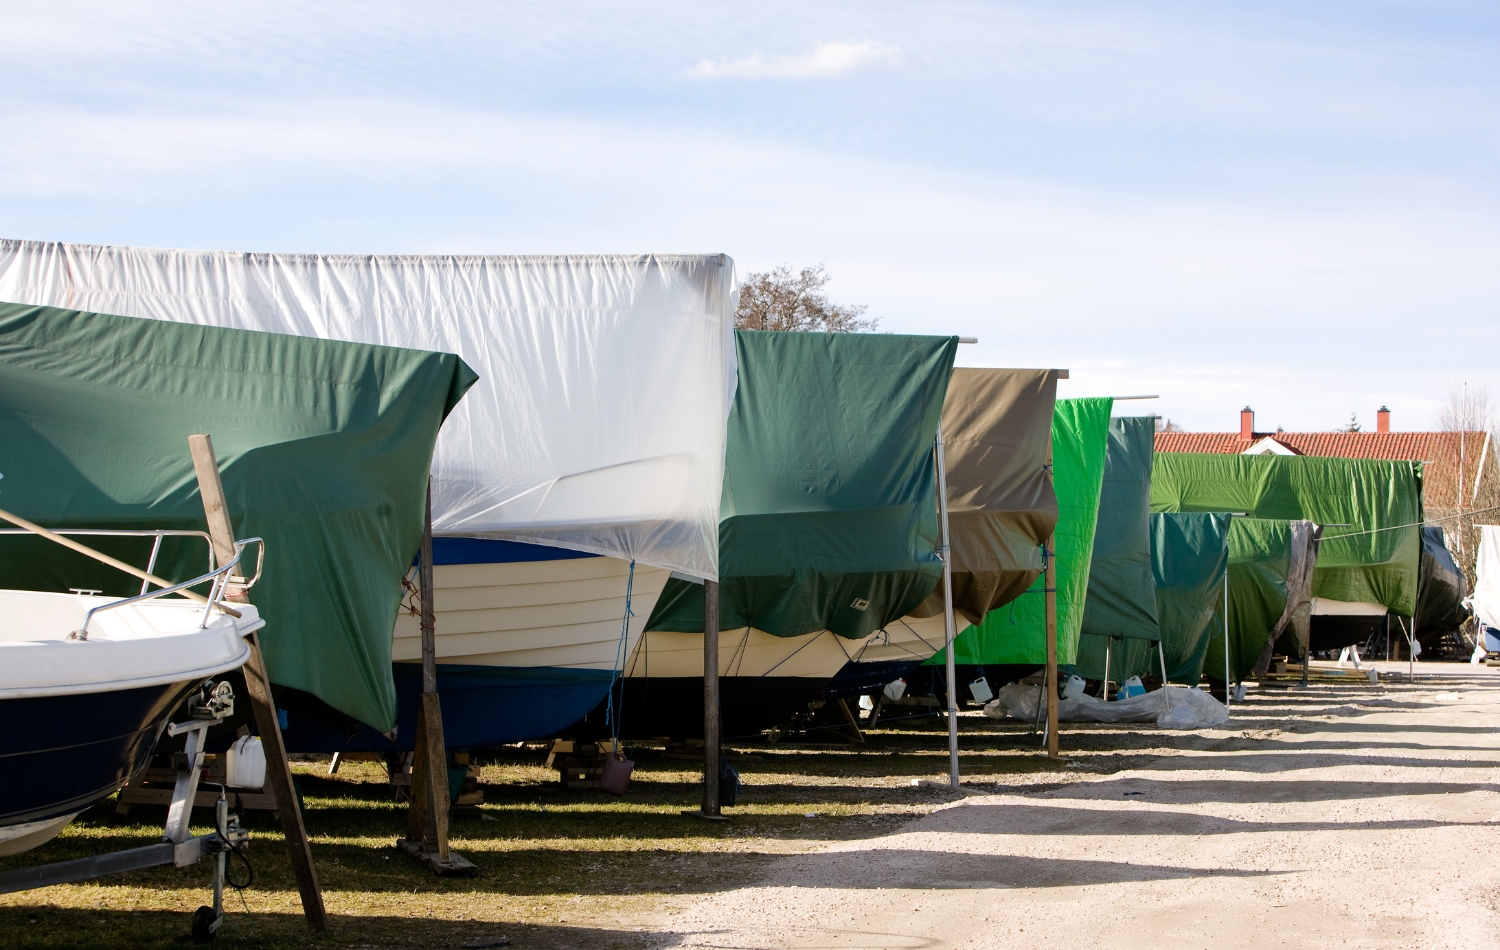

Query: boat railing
[67,537,266,641]
[0,528,217,595]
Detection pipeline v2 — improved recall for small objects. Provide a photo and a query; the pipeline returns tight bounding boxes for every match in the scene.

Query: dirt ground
[662,662,1500,949]
[3,661,1496,949]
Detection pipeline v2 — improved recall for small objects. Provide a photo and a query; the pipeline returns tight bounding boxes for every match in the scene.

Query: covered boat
[0,242,735,746]
[610,329,958,739]
[1072,415,1163,686]
[1151,452,1421,656]
[0,300,473,738]
[825,367,1060,699]
[0,547,261,857]
[924,397,1113,692]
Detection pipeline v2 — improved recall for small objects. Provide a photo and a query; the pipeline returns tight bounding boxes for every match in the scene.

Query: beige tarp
[911,368,1060,625]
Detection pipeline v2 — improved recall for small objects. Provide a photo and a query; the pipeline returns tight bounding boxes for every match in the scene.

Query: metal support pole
[1100,639,1111,701]
[935,422,960,790]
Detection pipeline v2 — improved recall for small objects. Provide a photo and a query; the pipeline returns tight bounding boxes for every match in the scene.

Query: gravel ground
[654,662,1500,949]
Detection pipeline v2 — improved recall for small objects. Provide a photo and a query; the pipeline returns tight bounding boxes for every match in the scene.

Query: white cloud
[691,40,903,80]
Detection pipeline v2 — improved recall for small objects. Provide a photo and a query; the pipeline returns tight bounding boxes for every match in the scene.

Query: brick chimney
[1240,406,1254,441]
[1376,406,1390,433]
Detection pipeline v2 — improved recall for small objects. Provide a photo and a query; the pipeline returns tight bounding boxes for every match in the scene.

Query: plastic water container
[969,676,993,704]
[1116,675,1145,700]
[1062,674,1086,701]
[883,679,907,702]
[225,735,267,789]
[858,694,875,711]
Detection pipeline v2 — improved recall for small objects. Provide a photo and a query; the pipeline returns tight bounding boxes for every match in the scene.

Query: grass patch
[0,709,1180,949]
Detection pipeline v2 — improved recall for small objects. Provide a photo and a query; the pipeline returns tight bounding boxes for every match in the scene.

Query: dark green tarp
[0,302,476,730]
[1416,526,1468,645]
[1077,511,1230,684]
[929,397,1112,667]
[1079,416,1161,642]
[645,330,958,639]
[1150,452,1422,616]
[909,368,1059,625]
[1203,517,1305,683]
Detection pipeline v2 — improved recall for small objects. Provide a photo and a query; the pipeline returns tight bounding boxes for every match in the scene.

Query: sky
[1,1,1496,431]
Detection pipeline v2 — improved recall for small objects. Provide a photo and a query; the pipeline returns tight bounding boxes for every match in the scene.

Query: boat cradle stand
[0,682,250,943]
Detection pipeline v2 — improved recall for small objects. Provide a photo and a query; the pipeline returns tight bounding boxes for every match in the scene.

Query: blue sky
[2,1,1496,431]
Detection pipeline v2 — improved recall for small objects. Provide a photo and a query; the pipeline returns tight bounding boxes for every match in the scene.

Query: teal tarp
[1151,452,1422,615]
[0,302,476,730]
[1078,512,1231,684]
[1079,416,1161,642]
[646,330,958,639]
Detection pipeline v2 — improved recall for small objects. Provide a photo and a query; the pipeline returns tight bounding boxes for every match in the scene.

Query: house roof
[1154,430,1487,461]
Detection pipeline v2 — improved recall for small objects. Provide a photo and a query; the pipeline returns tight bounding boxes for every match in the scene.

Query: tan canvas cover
[911,368,1060,625]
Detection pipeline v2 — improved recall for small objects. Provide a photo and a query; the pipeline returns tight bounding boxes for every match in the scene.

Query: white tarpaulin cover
[0,240,736,579]
[1470,525,1500,631]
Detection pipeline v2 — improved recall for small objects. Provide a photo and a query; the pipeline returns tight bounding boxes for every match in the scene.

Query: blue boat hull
[280,663,616,752]
[0,680,200,827]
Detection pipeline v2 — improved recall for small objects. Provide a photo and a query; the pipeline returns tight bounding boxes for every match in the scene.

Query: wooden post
[685,579,727,820]
[187,435,326,931]
[399,482,474,873]
[1045,533,1059,760]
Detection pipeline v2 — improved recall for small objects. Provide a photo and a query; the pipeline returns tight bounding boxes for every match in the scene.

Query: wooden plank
[835,698,865,744]
[188,434,325,930]
[187,433,247,601]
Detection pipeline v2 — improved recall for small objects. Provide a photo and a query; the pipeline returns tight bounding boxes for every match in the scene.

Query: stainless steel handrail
[0,529,216,595]
[69,538,265,641]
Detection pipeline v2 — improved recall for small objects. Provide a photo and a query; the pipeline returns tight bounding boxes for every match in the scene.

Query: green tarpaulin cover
[1077,512,1230,684]
[1204,517,1295,682]
[0,302,475,730]
[1079,416,1161,642]
[928,397,1112,667]
[646,330,958,639]
[1150,453,1422,616]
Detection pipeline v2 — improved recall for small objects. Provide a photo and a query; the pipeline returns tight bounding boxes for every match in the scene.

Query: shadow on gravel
[914,802,1495,837]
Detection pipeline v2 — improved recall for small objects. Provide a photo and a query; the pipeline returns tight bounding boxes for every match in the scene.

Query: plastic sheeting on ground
[645,330,958,640]
[1150,452,1421,616]
[0,239,736,580]
[0,302,475,731]
[929,397,1112,668]
[981,682,1229,728]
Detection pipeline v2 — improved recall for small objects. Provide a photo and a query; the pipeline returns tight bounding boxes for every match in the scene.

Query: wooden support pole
[835,698,865,744]
[1045,535,1059,760]
[399,482,473,873]
[701,579,723,817]
[187,434,326,931]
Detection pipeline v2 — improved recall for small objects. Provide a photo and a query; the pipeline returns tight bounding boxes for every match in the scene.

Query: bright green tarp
[928,397,1112,666]
[0,302,476,730]
[1150,452,1422,616]
[645,330,958,639]
[1077,512,1230,684]
[1204,517,1294,683]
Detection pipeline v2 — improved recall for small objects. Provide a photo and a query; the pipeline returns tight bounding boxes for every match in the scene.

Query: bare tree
[1154,417,1183,433]
[735,264,878,333]
[1432,384,1500,590]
